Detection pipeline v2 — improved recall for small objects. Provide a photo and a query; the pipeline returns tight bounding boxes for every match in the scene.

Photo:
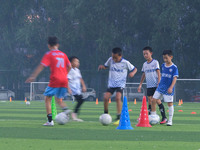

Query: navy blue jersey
[156,63,179,95]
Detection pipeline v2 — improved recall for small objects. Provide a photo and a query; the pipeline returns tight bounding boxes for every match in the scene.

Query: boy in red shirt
[26,36,72,126]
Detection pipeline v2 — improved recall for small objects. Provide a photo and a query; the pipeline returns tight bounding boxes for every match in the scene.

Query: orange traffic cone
[181,99,183,105]
[96,98,98,105]
[178,99,181,106]
[136,96,152,127]
[10,97,12,102]
[109,98,111,103]
[134,99,137,105]
[25,97,27,102]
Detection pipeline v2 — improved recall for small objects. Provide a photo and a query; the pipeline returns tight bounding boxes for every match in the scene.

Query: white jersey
[142,59,160,88]
[104,57,135,88]
[68,68,82,95]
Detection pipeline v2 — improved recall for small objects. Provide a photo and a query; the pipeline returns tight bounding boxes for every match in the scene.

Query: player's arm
[67,82,72,95]
[168,77,177,94]
[25,64,45,83]
[128,67,137,78]
[65,55,72,73]
[98,65,108,70]
[67,64,72,73]
[156,69,161,86]
[80,78,87,92]
[98,57,111,71]
[138,72,145,92]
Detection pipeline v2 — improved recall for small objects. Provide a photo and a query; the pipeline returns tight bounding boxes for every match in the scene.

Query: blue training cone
[116,96,133,130]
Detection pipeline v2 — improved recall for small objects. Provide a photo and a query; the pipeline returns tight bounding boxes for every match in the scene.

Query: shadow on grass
[0,126,199,142]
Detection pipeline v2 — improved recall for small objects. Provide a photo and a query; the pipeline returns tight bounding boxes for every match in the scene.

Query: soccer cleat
[160,118,168,124]
[113,120,119,126]
[167,121,173,126]
[43,121,54,126]
[71,113,84,122]
[73,118,84,122]
[64,109,72,115]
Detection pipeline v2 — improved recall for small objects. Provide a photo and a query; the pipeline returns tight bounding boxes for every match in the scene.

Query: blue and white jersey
[104,57,135,88]
[142,59,160,88]
[68,68,82,95]
[156,63,179,96]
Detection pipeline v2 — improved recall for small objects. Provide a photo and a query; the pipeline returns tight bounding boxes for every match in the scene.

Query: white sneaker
[71,113,84,122]
[43,121,54,126]
[167,120,172,126]
[64,109,72,115]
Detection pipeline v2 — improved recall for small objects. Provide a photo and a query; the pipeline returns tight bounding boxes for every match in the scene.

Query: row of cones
[9,97,29,102]
[95,98,137,105]
[178,99,183,106]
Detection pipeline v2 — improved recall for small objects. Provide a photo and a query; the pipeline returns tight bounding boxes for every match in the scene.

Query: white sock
[168,105,174,122]
[151,111,156,115]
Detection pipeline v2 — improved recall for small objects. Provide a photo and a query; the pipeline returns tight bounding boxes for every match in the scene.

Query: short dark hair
[162,50,173,56]
[48,36,59,46]
[112,47,122,56]
[143,46,152,52]
[69,56,79,62]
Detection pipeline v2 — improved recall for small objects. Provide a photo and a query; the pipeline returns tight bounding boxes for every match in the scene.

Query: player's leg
[56,88,71,115]
[147,96,152,115]
[43,86,55,126]
[103,91,112,114]
[113,88,123,125]
[162,94,174,126]
[115,91,122,120]
[151,91,162,115]
[156,99,167,124]
[147,88,154,115]
[43,95,54,126]
[167,102,174,126]
[71,95,85,122]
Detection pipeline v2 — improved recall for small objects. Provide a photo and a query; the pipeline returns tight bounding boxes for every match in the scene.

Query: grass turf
[0,101,200,150]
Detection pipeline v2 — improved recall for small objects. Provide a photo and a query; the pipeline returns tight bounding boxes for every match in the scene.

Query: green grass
[0,101,200,150]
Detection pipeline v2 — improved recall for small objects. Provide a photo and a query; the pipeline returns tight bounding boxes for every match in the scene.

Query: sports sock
[168,105,174,122]
[47,114,52,122]
[104,110,108,114]
[151,111,156,115]
[148,105,151,115]
[158,103,167,120]
[62,107,69,111]
[116,114,121,120]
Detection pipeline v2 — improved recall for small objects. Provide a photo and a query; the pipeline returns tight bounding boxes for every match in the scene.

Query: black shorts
[147,87,157,96]
[106,87,124,95]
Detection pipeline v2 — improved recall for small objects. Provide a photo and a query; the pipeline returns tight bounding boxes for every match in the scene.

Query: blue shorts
[44,86,67,99]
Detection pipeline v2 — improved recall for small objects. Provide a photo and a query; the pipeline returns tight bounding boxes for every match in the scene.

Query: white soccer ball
[99,114,112,126]
[55,112,69,125]
[26,101,30,105]
[149,114,160,125]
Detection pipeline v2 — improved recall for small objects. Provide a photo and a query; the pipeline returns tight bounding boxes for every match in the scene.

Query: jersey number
[56,57,64,68]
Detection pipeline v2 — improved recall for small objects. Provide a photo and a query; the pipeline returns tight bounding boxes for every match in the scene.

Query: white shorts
[153,91,173,102]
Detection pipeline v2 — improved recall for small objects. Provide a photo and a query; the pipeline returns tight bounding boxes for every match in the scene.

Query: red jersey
[41,50,71,88]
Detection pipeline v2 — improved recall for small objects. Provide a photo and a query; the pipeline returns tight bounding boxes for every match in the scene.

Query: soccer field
[0,101,200,150]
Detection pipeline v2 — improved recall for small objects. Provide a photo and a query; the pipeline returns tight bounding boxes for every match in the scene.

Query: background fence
[17,79,200,102]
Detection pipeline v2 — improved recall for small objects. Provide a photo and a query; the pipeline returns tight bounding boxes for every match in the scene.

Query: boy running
[68,56,87,122]
[26,36,72,126]
[152,50,179,126]
[138,46,167,124]
[98,47,137,125]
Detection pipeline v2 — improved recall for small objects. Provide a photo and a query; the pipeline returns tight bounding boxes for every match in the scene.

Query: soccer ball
[26,101,30,105]
[99,114,112,126]
[149,114,160,125]
[55,112,69,125]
